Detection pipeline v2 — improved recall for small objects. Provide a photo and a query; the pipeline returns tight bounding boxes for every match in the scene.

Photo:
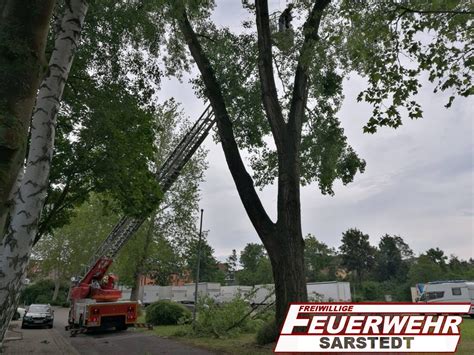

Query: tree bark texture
[130,218,155,301]
[52,269,60,302]
[269,227,307,326]
[0,0,88,344]
[176,0,330,332]
[0,0,56,234]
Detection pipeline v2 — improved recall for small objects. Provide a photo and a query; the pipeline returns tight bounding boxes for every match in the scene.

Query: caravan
[418,280,474,316]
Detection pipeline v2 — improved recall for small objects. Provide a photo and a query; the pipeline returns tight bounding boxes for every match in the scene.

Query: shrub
[256,318,278,345]
[394,282,412,302]
[173,325,192,337]
[362,281,383,301]
[193,296,251,337]
[21,280,54,304]
[35,294,52,304]
[245,318,265,333]
[352,295,364,302]
[145,301,191,326]
[253,306,275,323]
[362,281,386,301]
[20,280,69,305]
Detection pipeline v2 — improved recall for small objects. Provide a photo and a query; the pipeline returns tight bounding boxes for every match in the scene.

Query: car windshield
[28,305,49,313]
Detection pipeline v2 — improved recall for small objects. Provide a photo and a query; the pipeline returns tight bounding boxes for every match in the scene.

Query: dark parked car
[21,304,54,329]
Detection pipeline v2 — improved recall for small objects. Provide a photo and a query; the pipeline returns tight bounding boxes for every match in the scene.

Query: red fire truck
[67,106,215,335]
[68,258,137,332]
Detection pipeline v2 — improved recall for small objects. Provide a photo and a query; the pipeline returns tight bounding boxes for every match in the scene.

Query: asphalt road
[7,307,214,355]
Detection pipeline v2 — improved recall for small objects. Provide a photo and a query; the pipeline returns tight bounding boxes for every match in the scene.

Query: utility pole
[193,209,204,327]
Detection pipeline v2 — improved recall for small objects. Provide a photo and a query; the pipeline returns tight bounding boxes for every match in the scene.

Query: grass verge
[151,325,273,354]
[458,317,474,354]
[144,316,474,354]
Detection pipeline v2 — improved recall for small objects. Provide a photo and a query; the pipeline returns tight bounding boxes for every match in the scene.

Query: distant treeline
[227,229,473,302]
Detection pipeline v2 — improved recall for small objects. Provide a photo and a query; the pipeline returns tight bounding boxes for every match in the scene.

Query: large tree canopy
[141,0,472,331]
[151,0,472,191]
[157,0,366,193]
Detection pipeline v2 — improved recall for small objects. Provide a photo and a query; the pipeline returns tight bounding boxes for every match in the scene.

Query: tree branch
[255,0,286,152]
[288,0,330,139]
[34,179,71,243]
[196,32,217,43]
[398,6,474,15]
[176,9,275,240]
[34,185,93,245]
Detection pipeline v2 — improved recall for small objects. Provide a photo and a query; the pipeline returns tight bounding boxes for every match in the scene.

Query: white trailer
[220,286,252,303]
[143,285,172,304]
[171,286,187,302]
[418,280,474,315]
[233,282,351,305]
[249,284,275,305]
[307,281,352,302]
[120,281,351,305]
[119,284,219,304]
[184,283,221,302]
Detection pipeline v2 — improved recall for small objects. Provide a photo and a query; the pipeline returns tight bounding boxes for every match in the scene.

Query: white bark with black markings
[0,0,88,344]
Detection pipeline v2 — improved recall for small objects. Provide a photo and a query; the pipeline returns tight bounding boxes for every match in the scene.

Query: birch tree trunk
[0,0,88,344]
[0,0,56,233]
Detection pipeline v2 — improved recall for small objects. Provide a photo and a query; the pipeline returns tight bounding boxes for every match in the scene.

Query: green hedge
[145,301,191,326]
[20,280,69,306]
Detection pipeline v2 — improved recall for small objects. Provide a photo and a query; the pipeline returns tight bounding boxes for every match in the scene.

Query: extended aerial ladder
[84,104,214,276]
[68,104,215,332]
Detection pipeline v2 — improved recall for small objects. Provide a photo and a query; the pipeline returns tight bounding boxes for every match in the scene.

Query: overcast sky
[161,1,473,261]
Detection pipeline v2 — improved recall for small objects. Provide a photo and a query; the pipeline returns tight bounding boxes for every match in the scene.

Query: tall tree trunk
[0,0,88,344]
[268,231,307,327]
[177,7,298,331]
[130,218,155,302]
[0,0,56,233]
[176,0,329,337]
[52,269,60,302]
[269,153,308,326]
[130,272,142,302]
